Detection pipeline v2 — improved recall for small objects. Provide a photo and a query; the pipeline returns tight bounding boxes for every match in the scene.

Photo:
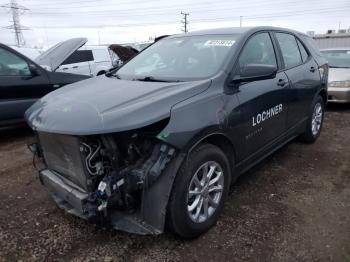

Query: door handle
[62,67,68,70]
[310,66,316,73]
[72,66,78,69]
[277,79,286,87]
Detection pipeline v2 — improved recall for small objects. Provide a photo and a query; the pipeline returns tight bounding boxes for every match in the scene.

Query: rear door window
[62,50,94,65]
[276,33,302,68]
[297,39,309,62]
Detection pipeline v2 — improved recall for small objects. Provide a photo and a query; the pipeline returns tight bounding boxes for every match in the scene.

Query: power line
[27,6,350,24]
[27,7,350,30]
[27,0,338,12]
[1,0,29,46]
[28,1,347,20]
[181,11,189,33]
[25,0,349,10]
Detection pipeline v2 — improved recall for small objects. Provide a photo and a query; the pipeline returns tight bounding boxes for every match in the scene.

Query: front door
[230,32,289,161]
[0,46,50,125]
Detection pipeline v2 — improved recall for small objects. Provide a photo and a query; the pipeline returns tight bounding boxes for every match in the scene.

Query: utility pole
[239,16,243,27]
[181,11,189,33]
[1,0,29,46]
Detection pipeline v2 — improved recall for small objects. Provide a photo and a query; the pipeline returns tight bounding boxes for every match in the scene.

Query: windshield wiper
[106,72,121,79]
[329,66,350,68]
[134,76,172,82]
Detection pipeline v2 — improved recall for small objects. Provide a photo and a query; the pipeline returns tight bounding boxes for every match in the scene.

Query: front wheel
[167,143,230,238]
[300,96,325,143]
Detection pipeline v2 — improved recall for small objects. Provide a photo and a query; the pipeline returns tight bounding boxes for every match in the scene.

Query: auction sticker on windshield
[204,40,236,46]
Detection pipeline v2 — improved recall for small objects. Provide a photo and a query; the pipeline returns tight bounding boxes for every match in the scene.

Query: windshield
[321,50,350,68]
[116,34,241,81]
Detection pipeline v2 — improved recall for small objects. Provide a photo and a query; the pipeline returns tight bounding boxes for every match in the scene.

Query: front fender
[157,78,240,150]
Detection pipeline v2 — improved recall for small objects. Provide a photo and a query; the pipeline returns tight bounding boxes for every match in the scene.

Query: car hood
[109,44,139,63]
[25,75,211,135]
[34,38,87,72]
[328,67,350,82]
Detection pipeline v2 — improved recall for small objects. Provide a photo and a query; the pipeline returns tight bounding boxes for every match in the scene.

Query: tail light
[318,64,328,85]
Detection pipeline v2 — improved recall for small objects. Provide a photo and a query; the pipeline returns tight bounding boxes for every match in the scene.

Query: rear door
[0,45,51,125]
[232,32,290,160]
[273,32,321,129]
[90,48,113,75]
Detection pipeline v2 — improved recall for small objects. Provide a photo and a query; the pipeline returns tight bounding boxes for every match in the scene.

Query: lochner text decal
[252,104,283,126]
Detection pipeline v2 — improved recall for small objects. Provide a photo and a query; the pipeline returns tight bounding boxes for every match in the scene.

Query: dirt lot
[0,104,349,262]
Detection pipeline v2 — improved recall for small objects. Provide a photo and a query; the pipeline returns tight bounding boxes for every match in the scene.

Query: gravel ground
[0,104,349,262]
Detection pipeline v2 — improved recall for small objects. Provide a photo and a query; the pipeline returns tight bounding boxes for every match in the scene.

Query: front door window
[0,48,31,76]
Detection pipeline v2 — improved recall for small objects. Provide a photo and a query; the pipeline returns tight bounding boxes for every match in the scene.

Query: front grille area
[38,132,88,191]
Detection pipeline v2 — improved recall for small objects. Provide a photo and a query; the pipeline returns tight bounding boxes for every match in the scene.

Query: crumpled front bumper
[39,169,90,219]
[38,151,186,235]
[39,168,160,234]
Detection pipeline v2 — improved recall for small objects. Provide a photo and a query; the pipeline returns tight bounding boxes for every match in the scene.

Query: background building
[312,29,350,48]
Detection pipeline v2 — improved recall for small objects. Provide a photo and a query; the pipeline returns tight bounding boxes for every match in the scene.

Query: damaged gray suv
[26,27,328,238]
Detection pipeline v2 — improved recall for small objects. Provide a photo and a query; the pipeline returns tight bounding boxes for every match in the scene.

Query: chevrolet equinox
[26,27,328,238]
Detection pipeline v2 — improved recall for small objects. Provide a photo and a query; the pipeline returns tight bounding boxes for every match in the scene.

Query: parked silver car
[321,48,350,103]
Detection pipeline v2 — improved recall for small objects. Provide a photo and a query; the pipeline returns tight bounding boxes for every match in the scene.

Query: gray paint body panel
[26,26,326,155]
[35,38,87,71]
[25,26,327,235]
[25,75,211,136]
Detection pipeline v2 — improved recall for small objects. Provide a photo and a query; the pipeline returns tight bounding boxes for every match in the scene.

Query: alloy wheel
[187,161,224,223]
[311,102,323,136]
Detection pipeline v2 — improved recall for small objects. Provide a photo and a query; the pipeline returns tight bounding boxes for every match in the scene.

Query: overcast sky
[0,0,350,48]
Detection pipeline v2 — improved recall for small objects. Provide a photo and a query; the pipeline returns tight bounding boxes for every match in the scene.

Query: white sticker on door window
[204,40,236,47]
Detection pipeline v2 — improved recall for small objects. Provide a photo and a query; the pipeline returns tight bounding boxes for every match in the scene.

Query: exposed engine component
[79,133,176,216]
[81,141,106,176]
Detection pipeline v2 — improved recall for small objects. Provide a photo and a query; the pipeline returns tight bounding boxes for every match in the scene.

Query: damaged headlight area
[30,119,177,234]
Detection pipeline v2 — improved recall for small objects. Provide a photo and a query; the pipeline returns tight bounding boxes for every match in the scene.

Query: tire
[300,95,325,143]
[167,143,230,238]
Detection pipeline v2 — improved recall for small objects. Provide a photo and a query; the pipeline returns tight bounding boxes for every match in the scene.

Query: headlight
[328,80,350,88]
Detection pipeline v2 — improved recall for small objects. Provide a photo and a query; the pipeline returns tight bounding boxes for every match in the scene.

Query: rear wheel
[167,143,230,238]
[300,96,324,143]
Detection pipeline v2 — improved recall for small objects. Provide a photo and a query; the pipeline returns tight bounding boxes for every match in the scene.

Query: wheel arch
[97,70,106,76]
[318,88,328,105]
[188,133,237,183]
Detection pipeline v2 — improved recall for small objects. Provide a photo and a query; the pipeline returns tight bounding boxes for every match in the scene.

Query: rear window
[300,35,322,57]
[321,50,350,68]
[297,39,309,62]
[62,50,94,65]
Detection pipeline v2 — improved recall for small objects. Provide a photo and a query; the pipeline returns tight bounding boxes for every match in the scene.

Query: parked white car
[56,45,114,76]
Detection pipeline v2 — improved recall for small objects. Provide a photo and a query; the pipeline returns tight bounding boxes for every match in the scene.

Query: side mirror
[232,64,277,83]
[28,63,41,76]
